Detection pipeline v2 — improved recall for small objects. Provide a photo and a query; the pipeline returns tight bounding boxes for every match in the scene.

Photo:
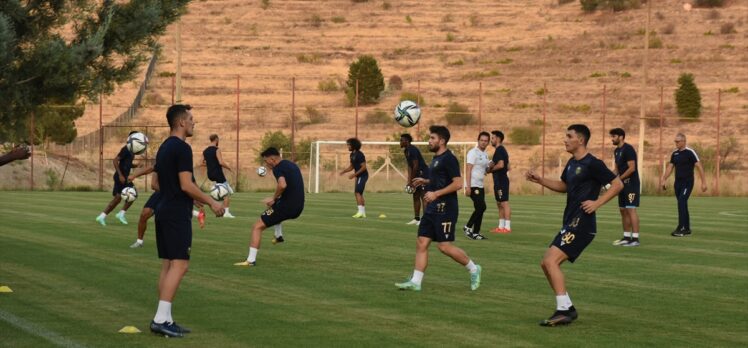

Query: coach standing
[660,133,707,237]
[149,104,224,337]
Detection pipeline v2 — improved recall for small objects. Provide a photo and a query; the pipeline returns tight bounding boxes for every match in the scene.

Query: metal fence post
[715,89,721,196]
[541,82,547,196]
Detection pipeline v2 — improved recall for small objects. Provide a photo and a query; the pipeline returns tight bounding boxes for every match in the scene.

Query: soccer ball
[121,187,138,203]
[126,132,149,155]
[404,185,415,194]
[257,166,268,177]
[210,183,230,201]
[394,100,421,128]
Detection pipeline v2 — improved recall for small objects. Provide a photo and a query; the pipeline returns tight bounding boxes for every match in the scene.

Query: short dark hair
[478,131,490,140]
[429,125,451,144]
[346,137,362,151]
[568,124,591,146]
[609,128,625,138]
[491,130,504,142]
[166,104,192,129]
[261,147,280,157]
[209,134,219,142]
[400,134,413,143]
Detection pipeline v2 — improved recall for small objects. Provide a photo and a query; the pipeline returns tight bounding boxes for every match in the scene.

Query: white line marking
[718,211,748,218]
[0,309,86,348]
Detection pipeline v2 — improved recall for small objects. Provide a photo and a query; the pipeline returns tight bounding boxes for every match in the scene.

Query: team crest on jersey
[474,189,479,195]
[433,160,439,167]
[561,232,576,246]
[575,166,582,175]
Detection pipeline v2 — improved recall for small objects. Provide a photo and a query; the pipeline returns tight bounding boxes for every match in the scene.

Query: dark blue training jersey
[404,144,429,177]
[491,145,509,181]
[202,146,226,183]
[561,153,617,226]
[670,148,699,181]
[115,146,134,177]
[154,136,194,218]
[425,149,461,214]
[614,143,639,183]
[272,159,305,212]
[350,150,368,177]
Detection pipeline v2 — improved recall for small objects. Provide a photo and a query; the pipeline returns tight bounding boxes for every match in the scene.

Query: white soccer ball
[126,132,149,155]
[394,100,422,128]
[210,183,230,201]
[121,187,138,203]
[257,166,268,177]
[404,185,415,194]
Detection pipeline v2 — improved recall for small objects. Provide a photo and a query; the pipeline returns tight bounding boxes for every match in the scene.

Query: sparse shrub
[723,87,739,94]
[297,53,322,64]
[558,0,575,5]
[510,122,542,145]
[462,70,500,79]
[331,16,346,23]
[158,71,175,78]
[442,14,453,23]
[690,138,738,173]
[497,58,513,64]
[318,79,339,92]
[649,36,663,49]
[705,9,720,20]
[582,0,643,12]
[671,58,682,64]
[469,13,480,26]
[446,33,455,42]
[259,131,291,163]
[704,30,714,36]
[696,0,725,8]
[655,11,665,20]
[590,72,606,78]
[305,106,327,124]
[388,75,403,91]
[447,59,464,66]
[621,72,632,78]
[720,22,736,34]
[144,92,166,106]
[382,1,391,10]
[557,104,591,114]
[346,55,385,106]
[365,109,390,124]
[261,0,270,10]
[351,0,368,3]
[400,91,424,105]
[444,102,475,125]
[309,14,324,27]
[675,73,702,120]
[45,169,59,190]
[661,23,675,35]
[405,15,412,24]
[581,0,599,12]
[535,87,547,96]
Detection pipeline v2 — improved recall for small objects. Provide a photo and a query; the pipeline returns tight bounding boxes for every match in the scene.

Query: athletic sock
[358,205,365,214]
[136,239,143,245]
[118,210,126,216]
[248,247,258,263]
[411,270,424,285]
[225,207,230,214]
[192,210,200,217]
[499,219,506,228]
[632,232,639,239]
[274,224,283,238]
[465,260,478,273]
[556,293,573,311]
[623,231,632,239]
[153,300,172,324]
[505,220,511,230]
[98,212,106,219]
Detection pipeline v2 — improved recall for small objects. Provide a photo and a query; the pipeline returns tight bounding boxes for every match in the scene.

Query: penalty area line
[0,309,86,348]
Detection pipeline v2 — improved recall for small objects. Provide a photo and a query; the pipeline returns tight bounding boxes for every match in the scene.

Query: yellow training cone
[378,214,387,218]
[0,286,13,293]
[118,326,141,334]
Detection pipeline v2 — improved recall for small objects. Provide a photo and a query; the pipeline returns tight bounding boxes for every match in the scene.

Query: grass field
[1,192,747,347]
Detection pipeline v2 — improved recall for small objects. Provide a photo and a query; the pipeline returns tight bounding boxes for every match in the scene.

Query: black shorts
[418,211,458,242]
[155,216,192,260]
[618,178,640,208]
[354,175,368,194]
[112,176,134,196]
[144,192,162,210]
[549,216,596,263]
[494,179,509,202]
[260,204,303,228]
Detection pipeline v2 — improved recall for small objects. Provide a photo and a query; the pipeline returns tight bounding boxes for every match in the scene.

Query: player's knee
[140,209,153,220]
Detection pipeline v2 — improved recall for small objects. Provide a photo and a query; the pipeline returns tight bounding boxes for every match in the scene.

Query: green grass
[1,192,747,347]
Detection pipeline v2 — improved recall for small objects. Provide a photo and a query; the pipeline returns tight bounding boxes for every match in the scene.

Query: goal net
[308,141,476,193]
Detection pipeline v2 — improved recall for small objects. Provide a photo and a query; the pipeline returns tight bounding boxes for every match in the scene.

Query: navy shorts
[155,216,192,260]
[260,204,303,228]
[112,176,134,196]
[494,179,510,202]
[549,216,595,263]
[144,192,162,210]
[354,174,368,194]
[618,178,640,208]
[418,211,458,242]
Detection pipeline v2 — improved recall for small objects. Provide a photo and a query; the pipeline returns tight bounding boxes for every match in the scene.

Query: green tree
[675,73,702,120]
[346,55,385,105]
[0,0,191,144]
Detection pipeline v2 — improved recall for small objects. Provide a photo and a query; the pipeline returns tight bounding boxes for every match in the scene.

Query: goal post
[309,140,476,193]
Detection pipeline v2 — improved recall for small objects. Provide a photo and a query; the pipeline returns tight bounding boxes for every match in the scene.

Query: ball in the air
[394,100,421,128]
[121,187,138,203]
[126,132,149,155]
[404,185,415,194]
[257,166,268,177]
[210,183,230,201]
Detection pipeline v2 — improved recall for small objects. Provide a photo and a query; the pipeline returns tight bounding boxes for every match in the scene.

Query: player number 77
[442,222,452,235]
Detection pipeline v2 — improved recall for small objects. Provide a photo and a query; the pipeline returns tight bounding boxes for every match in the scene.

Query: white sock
[225,207,230,214]
[136,239,143,244]
[465,260,478,273]
[118,210,126,216]
[499,219,506,228]
[632,232,639,239]
[358,205,365,214]
[274,224,283,238]
[247,247,258,263]
[505,220,511,230]
[556,293,573,311]
[411,270,424,285]
[192,210,200,217]
[623,231,632,238]
[98,212,106,219]
[153,300,172,324]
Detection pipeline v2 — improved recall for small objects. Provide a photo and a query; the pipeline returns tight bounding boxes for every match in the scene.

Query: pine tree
[675,73,702,120]
[0,0,191,144]
[346,55,385,106]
